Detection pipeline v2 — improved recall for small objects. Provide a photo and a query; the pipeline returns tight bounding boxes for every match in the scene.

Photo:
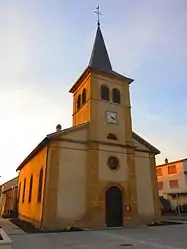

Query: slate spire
[89,24,112,72]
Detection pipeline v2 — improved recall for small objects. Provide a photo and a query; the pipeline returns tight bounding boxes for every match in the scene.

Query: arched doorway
[105,186,123,227]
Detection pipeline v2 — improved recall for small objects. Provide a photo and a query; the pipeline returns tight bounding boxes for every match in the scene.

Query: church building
[16,22,161,229]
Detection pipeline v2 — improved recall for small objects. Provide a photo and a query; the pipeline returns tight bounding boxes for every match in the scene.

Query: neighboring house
[0,177,18,215]
[157,158,187,210]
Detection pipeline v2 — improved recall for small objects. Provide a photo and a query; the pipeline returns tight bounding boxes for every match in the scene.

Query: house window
[77,94,81,110]
[22,178,26,203]
[112,88,121,104]
[156,168,162,176]
[157,181,163,190]
[101,85,109,101]
[107,133,117,140]
[82,88,86,105]
[169,180,179,189]
[168,165,177,174]
[18,182,21,203]
[37,169,43,203]
[28,175,33,203]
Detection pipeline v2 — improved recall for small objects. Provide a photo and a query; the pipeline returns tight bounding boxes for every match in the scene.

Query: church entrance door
[105,186,123,227]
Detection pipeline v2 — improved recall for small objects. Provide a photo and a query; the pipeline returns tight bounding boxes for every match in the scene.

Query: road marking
[97,231,184,249]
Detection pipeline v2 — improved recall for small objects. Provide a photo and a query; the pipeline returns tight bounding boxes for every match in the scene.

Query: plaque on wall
[107,156,119,170]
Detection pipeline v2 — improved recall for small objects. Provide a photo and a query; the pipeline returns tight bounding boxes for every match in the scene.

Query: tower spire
[89,7,112,72]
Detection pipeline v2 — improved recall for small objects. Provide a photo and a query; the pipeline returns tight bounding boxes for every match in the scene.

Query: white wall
[158,160,187,195]
[57,142,87,220]
[135,152,154,217]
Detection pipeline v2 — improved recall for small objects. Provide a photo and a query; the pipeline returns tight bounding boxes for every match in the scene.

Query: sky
[0,0,187,184]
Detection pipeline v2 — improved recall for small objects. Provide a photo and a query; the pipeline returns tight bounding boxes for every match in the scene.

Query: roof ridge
[133,131,160,155]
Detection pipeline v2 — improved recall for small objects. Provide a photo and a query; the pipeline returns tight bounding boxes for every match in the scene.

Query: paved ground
[0,218,25,235]
[1,219,187,249]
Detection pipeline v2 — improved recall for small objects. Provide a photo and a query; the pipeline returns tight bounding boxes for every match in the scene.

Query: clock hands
[107,112,117,123]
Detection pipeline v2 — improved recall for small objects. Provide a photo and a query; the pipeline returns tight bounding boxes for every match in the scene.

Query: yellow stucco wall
[41,128,137,229]
[62,126,88,141]
[41,126,89,229]
[98,145,128,182]
[72,74,91,126]
[133,137,149,151]
[18,147,47,225]
[133,137,161,222]
[57,141,87,220]
[84,142,139,228]
[135,152,154,217]
[89,74,132,144]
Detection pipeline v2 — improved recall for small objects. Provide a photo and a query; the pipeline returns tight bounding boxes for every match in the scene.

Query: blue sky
[0,0,187,183]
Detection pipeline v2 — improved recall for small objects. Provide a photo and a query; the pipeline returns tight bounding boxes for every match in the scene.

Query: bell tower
[69,10,139,227]
[69,21,134,146]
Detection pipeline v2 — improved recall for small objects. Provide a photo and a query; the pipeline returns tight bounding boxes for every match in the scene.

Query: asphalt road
[9,224,187,249]
[1,218,187,249]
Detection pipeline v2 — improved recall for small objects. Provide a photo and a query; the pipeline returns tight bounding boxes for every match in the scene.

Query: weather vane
[94,5,102,26]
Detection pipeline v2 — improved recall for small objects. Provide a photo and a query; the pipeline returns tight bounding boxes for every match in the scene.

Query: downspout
[40,145,49,229]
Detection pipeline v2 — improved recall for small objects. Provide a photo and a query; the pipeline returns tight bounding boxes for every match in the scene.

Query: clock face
[106,111,117,124]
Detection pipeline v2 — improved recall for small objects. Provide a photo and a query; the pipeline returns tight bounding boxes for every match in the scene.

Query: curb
[163,219,187,224]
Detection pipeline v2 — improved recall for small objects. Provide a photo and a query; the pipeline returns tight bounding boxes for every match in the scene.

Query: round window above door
[107,157,119,170]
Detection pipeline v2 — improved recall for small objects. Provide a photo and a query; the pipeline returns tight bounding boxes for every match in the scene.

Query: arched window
[28,175,33,203]
[107,133,118,140]
[37,169,43,203]
[101,85,110,101]
[18,182,21,203]
[112,88,121,104]
[82,88,86,105]
[77,94,81,110]
[22,178,26,203]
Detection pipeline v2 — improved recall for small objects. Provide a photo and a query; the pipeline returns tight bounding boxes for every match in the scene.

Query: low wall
[0,229,12,249]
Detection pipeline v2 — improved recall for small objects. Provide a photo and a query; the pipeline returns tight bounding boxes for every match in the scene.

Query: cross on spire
[94,5,102,26]
[89,9,113,72]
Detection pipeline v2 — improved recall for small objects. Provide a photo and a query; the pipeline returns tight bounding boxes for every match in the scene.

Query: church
[16,21,161,229]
